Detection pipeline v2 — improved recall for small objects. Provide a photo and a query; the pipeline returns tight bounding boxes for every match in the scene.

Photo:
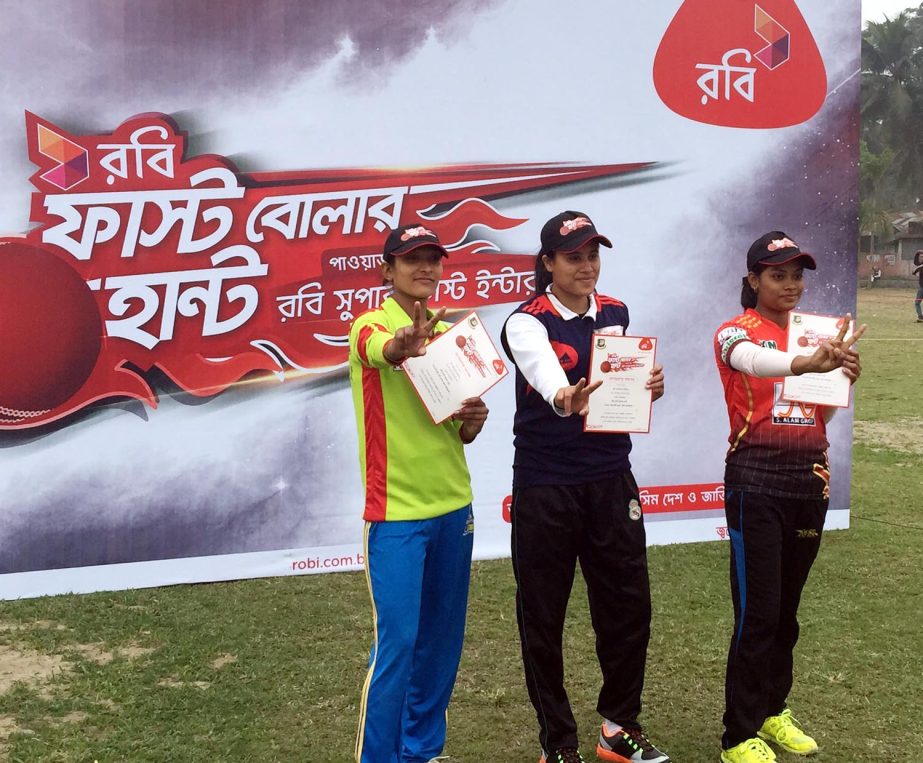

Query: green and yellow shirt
[348,297,473,521]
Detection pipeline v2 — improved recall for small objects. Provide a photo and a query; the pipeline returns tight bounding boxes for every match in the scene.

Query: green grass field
[0,288,920,762]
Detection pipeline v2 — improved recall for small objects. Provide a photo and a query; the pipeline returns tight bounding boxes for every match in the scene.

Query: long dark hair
[915,250,923,266]
[740,264,767,309]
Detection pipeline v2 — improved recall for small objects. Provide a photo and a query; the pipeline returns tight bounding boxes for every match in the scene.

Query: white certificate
[402,311,509,424]
[584,334,657,434]
[781,311,853,408]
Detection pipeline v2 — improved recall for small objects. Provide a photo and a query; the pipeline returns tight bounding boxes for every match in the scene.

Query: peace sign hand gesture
[554,377,603,416]
[384,301,447,364]
[792,313,867,376]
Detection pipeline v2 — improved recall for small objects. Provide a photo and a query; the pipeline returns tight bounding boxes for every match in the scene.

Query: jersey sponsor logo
[771,381,815,425]
[796,528,819,538]
[717,325,748,363]
[550,340,579,370]
[760,339,777,349]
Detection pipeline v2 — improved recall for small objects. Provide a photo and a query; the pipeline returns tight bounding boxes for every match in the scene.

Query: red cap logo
[560,217,592,236]
[653,1,826,128]
[400,226,435,241]
[767,237,797,251]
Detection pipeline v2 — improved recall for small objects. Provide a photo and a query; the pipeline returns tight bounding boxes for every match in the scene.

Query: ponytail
[533,250,552,295]
[740,264,765,309]
[740,276,757,309]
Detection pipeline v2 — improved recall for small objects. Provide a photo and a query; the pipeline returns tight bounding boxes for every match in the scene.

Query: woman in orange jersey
[713,231,864,763]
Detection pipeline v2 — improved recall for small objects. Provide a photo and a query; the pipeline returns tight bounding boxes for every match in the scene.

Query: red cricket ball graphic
[0,240,102,423]
[600,360,612,373]
[455,334,468,348]
[797,336,809,347]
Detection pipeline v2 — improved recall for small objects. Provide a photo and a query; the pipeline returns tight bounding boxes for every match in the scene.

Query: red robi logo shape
[653,0,826,128]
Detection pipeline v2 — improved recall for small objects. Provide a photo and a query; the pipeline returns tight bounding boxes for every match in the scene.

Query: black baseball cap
[747,231,816,271]
[540,211,613,255]
[383,224,449,258]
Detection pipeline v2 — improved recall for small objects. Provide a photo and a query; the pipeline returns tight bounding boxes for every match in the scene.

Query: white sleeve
[728,340,797,377]
[504,312,570,416]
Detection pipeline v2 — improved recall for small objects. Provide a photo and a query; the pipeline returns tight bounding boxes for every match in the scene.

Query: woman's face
[544,242,600,302]
[382,247,444,301]
[749,261,805,314]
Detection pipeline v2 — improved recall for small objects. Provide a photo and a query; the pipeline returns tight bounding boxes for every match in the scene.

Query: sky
[863,0,921,22]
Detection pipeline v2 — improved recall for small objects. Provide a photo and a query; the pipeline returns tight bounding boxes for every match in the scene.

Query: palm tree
[861,9,923,207]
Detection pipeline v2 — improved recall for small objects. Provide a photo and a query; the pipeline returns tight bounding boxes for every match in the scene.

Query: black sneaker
[596,724,671,763]
[540,747,586,763]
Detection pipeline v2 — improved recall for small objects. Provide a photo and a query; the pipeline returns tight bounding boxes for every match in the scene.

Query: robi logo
[653,0,826,128]
[550,341,579,371]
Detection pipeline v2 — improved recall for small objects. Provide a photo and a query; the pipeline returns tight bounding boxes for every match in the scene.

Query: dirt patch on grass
[158,677,211,690]
[70,641,154,664]
[0,644,67,694]
[211,654,237,670]
[0,620,69,632]
[854,418,923,455]
[0,715,18,752]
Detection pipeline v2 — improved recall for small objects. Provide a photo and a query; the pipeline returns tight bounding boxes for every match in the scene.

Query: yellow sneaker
[758,709,818,755]
[720,737,776,763]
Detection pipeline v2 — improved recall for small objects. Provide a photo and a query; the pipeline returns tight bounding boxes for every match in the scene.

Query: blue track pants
[355,505,474,763]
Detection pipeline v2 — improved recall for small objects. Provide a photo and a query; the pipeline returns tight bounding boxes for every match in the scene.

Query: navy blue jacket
[501,292,633,488]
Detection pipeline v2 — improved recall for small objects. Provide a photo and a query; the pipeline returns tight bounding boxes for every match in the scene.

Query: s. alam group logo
[653,0,827,128]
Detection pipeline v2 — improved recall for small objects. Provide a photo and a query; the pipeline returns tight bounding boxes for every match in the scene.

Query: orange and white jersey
[714,309,829,499]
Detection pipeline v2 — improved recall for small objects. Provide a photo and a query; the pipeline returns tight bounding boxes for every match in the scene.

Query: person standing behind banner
[713,231,865,763]
[912,250,923,322]
[500,211,671,763]
[349,224,488,763]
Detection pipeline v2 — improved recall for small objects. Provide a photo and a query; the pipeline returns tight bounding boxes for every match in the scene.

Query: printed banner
[0,0,859,599]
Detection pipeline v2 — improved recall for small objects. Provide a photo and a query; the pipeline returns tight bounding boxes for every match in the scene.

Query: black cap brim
[554,232,613,254]
[757,250,816,270]
[390,241,449,258]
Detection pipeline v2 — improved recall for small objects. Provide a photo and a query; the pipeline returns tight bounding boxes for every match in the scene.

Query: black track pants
[722,489,827,749]
[511,472,651,752]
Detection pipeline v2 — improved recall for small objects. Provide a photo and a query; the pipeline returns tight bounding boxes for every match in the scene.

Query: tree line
[862,4,923,241]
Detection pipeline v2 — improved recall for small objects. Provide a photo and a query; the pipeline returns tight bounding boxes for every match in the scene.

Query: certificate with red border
[402,311,509,424]
[584,334,657,434]
[782,311,852,408]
